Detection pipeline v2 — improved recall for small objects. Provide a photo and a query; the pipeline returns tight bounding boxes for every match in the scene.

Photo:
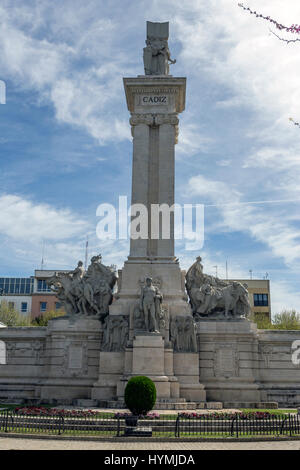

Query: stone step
[72,399,99,407]
[223,401,278,409]
[156,398,187,403]
[99,400,223,410]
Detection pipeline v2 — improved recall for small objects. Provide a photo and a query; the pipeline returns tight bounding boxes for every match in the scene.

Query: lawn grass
[0,403,53,411]
[239,409,297,416]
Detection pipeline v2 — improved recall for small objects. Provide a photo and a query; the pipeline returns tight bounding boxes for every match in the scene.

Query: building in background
[0,276,34,315]
[0,270,64,318]
[31,270,64,318]
[227,279,271,320]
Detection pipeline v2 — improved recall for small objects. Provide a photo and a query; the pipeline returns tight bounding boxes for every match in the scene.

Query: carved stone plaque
[219,349,234,373]
[214,344,239,378]
[68,345,83,369]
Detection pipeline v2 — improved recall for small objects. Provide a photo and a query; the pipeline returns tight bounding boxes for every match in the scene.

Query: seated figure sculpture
[186,256,251,319]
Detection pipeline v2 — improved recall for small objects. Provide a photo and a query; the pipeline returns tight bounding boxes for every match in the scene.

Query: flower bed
[14,407,99,417]
[113,411,160,419]
[178,411,279,420]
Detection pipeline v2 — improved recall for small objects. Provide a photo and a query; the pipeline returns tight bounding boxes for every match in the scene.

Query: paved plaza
[0,436,299,450]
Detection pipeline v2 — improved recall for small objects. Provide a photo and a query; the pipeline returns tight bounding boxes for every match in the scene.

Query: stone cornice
[123,76,186,114]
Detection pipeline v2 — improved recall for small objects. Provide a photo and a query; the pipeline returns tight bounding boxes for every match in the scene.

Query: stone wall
[257,329,300,407]
[0,320,300,407]
[197,321,300,408]
[0,327,46,401]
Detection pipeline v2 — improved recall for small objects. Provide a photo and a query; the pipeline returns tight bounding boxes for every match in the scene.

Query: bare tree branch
[269,29,300,44]
[238,3,300,34]
[289,118,300,129]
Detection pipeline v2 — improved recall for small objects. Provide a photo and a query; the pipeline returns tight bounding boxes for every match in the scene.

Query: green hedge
[124,376,156,416]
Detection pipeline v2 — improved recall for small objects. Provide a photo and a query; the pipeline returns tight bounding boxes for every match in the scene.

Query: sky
[0,0,299,315]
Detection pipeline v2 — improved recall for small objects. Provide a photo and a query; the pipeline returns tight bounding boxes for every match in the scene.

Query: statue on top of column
[143,21,176,75]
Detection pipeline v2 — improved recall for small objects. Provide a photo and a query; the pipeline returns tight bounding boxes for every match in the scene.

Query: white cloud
[243,146,300,170]
[217,159,232,167]
[0,2,133,145]
[270,281,300,315]
[0,193,130,272]
[188,174,241,204]
[0,194,88,241]
[187,174,300,266]
[176,121,214,157]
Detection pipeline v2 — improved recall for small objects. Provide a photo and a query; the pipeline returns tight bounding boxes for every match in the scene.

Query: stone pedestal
[40,317,101,403]
[173,353,206,402]
[197,320,261,405]
[95,333,180,400]
[91,351,125,400]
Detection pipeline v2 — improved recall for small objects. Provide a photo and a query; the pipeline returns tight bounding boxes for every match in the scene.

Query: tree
[273,309,300,330]
[0,301,31,327]
[249,312,273,329]
[124,376,156,416]
[250,310,300,330]
[238,3,300,128]
[238,3,300,44]
[31,309,65,327]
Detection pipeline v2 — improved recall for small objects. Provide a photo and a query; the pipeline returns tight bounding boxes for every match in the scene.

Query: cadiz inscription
[141,95,168,104]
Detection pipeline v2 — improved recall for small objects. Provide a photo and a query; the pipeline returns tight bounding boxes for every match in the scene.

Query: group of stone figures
[185,256,251,319]
[47,254,251,353]
[143,21,176,75]
[46,255,117,318]
[102,315,129,352]
[101,276,197,353]
[170,316,197,353]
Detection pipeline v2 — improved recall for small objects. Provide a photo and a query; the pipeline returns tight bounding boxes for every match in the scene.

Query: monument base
[92,331,207,404]
[197,320,261,404]
[40,317,101,403]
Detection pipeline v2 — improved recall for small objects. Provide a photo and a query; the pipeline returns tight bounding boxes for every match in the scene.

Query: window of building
[0,277,34,295]
[40,302,47,313]
[253,293,269,307]
[37,280,51,293]
[55,302,62,310]
[8,302,15,310]
[21,302,28,313]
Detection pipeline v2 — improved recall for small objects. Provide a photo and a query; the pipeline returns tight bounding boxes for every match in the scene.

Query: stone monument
[38,21,260,408]
[2,22,300,409]
[91,21,205,404]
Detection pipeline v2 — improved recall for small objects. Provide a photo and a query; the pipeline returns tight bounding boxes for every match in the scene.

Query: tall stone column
[109,76,190,317]
[125,78,184,262]
[110,75,190,315]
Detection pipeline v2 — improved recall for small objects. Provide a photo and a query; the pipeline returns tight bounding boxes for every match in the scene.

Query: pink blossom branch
[269,29,300,44]
[238,3,300,34]
[289,118,300,129]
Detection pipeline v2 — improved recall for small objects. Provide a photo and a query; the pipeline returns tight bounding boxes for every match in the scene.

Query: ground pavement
[0,437,299,450]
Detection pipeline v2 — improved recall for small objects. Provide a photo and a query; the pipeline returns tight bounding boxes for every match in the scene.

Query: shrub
[273,310,300,330]
[249,312,273,329]
[250,310,300,330]
[31,309,65,326]
[124,376,156,416]
[0,301,31,326]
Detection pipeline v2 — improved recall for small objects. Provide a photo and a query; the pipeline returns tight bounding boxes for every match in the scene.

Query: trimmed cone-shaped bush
[124,376,156,416]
